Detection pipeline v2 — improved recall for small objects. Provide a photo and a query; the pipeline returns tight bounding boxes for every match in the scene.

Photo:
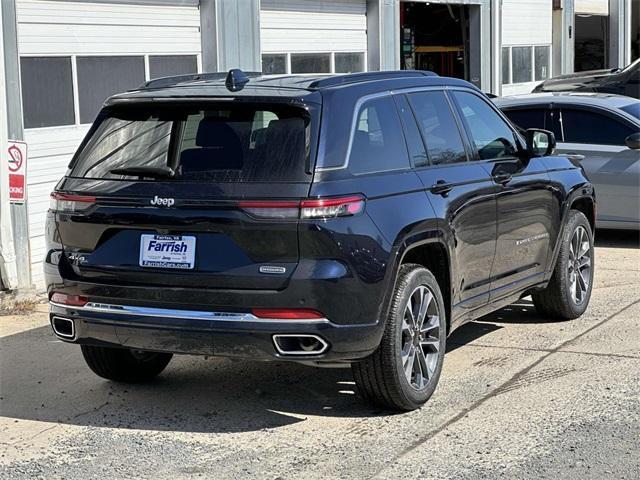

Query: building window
[77,56,146,124]
[149,55,197,80]
[262,54,287,74]
[290,53,331,74]
[335,52,365,73]
[502,45,552,85]
[534,46,551,81]
[21,54,200,129]
[512,47,533,84]
[20,57,75,128]
[501,47,511,85]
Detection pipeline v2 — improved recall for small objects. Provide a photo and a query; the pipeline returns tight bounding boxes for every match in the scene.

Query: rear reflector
[238,195,365,220]
[50,292,88,307]
[251,308,325,319]
[50,192,96,213]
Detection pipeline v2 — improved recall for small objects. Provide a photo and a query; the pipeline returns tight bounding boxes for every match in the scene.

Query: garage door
[16,0,201,287]
[260,0,367,75]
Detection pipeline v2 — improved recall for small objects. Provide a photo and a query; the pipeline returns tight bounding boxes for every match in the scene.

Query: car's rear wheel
[352,264,446,411]
[81,345,172,382]
[532,210,594,320]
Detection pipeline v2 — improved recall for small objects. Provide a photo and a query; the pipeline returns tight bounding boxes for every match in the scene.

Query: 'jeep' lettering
[150,196,175,207]
[147,240,188,253]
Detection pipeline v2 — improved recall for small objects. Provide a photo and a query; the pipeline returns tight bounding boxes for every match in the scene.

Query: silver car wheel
[568,225,591,305]
[401,285,441,390]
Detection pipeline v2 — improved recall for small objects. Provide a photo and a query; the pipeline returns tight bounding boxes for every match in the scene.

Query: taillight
[300,195,365,219]
[50,292,88,307]
[238,195,365,220]
[237,200,300,219]
[50,192,96,213]
[251,308,325,319]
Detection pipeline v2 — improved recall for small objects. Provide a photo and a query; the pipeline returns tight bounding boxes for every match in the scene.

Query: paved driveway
[1,231,638,479]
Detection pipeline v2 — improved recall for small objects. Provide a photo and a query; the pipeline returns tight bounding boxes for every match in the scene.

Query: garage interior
[400,1,470,80]
[574,13,609,71]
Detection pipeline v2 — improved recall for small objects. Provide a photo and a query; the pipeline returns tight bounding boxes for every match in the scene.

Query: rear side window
[348,96,410,174]
[561,108,636,145]
[451,91,518,160]
[70,103,313,182]
[408,91,467,166]
[503,108,548,131]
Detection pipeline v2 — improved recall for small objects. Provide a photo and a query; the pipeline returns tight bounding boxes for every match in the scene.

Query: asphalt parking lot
[1,230,638,480]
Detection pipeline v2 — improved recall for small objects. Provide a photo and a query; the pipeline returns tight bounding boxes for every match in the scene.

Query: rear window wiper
[109,166,175,178]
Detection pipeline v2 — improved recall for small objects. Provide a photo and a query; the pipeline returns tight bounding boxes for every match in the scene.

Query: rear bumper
[48,301,382,362]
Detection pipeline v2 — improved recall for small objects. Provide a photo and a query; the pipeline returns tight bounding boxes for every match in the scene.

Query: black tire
[81,345,172,382]
[532,210,594,320]
[352,264,447,411]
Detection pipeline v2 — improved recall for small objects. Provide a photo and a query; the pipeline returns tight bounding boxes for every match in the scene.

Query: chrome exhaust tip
[272,334,329,356]
[51,316,75,340]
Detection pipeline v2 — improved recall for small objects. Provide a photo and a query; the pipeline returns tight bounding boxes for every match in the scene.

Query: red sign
[6,140,27,203]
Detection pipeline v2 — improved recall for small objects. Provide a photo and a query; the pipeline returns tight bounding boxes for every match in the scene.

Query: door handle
[430,180,454,196]
[493,172,512,185]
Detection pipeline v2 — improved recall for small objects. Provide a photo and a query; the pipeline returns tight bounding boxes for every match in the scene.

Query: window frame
[261,51,367,75]
[401,89,472,170]
[20,52,202,131]
[344,93,412,176]
[556,104,638,146]
[501,44,552,86]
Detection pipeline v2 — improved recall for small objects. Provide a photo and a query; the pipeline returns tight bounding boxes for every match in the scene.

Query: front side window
[503,108,548,131]
[348,96,410,174]
[408,91,467,166]
[561,108,635,145]
[451,91,518,160]
[70,103,313,182]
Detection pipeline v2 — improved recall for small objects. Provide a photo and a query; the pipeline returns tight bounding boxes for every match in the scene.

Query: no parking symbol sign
[7,140,27,203]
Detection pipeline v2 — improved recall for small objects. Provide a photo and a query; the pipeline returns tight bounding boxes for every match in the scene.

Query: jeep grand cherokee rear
[46,71,595,411]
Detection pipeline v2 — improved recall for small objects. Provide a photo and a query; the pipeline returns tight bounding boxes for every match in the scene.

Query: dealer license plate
[139,234,196,270]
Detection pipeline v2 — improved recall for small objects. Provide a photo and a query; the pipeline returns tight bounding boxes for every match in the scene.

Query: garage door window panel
[290,53,331,74]
[512,47,533,84]
[149,55,197,80]
[262,54,287,75]
[21,57,75,129]
[77,56,146,124]
[335,53,365,73]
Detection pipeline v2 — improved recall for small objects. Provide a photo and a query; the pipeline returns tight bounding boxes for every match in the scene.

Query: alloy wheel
[401,285,441,390]
[568,225,591,305]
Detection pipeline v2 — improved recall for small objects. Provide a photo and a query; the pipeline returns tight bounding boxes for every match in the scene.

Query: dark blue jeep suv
[45,70,595,410]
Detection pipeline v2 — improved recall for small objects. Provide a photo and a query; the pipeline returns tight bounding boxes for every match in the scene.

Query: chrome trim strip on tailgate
[49,302,329,324]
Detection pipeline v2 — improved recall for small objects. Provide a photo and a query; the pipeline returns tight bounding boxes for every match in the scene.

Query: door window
[408,91,467,165]
[561,108,635,146]
[503,108,548,132]
[393,95,428,167]
[348,96,411,174]
[451,91,518,160]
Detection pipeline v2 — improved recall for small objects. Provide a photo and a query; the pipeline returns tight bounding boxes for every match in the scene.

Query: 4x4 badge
[150,196,175,207]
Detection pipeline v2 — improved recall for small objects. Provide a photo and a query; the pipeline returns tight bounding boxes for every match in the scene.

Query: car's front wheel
[81,345,172,382]
[532,209,594,319]
[352,264,446,411]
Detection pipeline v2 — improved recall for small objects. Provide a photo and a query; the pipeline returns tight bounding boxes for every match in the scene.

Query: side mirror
[625,132,640,150]
[525,128,556,157]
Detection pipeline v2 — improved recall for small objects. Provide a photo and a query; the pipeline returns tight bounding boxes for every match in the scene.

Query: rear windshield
[69,102,314,182]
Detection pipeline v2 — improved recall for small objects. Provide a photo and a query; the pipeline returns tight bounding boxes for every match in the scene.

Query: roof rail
[307,70,438,89]
[139,71,262,90]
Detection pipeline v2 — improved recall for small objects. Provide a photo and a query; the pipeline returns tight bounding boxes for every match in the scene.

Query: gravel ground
[1,230,638,480]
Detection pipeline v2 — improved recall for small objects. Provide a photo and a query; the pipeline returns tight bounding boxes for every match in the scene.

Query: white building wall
[17,0,201,286]
[501,0,553,95]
